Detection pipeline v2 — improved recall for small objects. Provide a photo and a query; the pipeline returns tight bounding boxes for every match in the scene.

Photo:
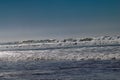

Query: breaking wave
[0,46,120,61]
[0,36,120,61]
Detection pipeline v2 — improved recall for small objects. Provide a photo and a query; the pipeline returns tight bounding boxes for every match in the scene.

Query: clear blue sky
[0,0,120,42]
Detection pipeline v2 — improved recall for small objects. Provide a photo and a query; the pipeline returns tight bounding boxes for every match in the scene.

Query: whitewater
[0,36,120,80]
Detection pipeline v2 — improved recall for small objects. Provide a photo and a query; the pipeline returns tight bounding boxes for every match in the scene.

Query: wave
[0,46,120,61]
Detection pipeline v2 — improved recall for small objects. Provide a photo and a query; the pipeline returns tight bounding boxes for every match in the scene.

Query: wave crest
[0,47,120,61]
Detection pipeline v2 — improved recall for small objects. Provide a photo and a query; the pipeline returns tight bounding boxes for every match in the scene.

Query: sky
[0,0,120,42]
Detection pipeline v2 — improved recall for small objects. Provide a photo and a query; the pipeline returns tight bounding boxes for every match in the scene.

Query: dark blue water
[0,60,120,80]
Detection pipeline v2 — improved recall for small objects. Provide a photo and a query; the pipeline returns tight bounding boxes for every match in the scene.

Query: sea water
[0,46,120,80]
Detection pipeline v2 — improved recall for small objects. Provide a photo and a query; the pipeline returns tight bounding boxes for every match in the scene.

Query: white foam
[0,36,120,50]
[0,36,120,61]
[0,46,120,61]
